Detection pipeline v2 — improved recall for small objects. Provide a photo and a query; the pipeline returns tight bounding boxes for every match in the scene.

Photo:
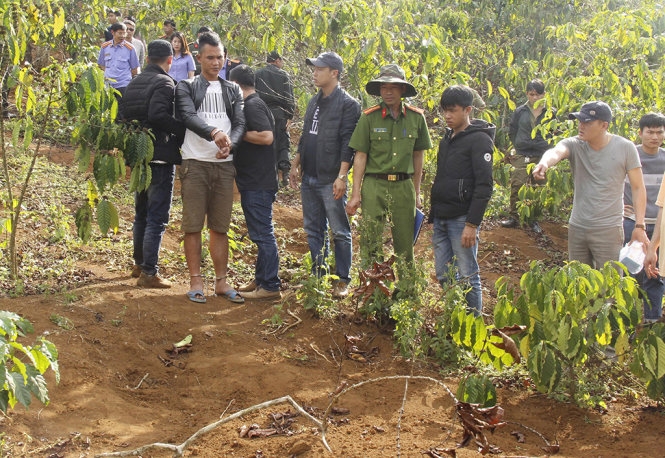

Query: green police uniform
[349,101,432,265]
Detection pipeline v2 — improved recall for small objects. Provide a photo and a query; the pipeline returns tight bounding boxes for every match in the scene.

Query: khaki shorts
[179,159,235,233]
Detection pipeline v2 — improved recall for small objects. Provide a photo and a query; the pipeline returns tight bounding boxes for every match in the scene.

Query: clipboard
[414,208,425,245]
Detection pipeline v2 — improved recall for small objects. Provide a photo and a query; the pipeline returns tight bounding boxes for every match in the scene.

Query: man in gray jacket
[175,31,246,304]
[289,52,360,298]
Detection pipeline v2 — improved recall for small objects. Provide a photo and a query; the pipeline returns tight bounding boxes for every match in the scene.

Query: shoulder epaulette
[363,105,381,115]
[123,41,135,50]
[405,104,424,114]
[101,40,113,48]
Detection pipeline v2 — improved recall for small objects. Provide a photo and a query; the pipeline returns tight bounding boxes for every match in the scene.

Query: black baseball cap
[148,39,173,58]
[306,52,343,74]
[568,101,613,123]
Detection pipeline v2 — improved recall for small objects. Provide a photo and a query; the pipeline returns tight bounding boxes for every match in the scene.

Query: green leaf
[75,204,93,243]
[26,367,48,405]
[645,335,665,379]
[528,342,561,393]
[96,198,113,235]
[9,372,31,408]
[456,374,496,407]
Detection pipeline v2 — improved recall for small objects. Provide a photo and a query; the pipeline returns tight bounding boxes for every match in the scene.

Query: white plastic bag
[619,241,645,275]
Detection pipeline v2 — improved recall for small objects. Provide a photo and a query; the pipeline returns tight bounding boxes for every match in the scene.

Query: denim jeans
[300,174,352,283]
[133,163,175,276]
[240,190,281,292]
[623,218,663,321]
[432,215,482,316]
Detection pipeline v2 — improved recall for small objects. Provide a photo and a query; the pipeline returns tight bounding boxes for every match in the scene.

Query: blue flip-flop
[215,288,245,304]
[186,289,206,304]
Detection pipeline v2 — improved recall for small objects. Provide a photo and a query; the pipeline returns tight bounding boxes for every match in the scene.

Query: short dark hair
[639,112,665,131]
[526,79,545,94]
[148,55,170,65]
[440,85,474,109]
[198,31,222,52]
[163,19,176,28]
[110,22,126,32]
[124,15,136,23]
[197,26,212,34]
[229,64,255,88]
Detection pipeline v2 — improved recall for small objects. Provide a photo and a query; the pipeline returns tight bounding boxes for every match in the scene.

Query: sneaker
[332,281,349,298]
[243,287,281,300]
[131,265,142,278]
[238,279,257,292]
[137,272,172,289]
[530,222,543,234]
[500,217,518,228]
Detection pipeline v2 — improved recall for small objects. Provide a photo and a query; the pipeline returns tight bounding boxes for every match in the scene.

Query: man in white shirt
[175,32,246,304]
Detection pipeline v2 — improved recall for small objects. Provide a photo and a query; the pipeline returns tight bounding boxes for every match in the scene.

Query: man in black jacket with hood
[430,85,495,316]
[121,39,185,288]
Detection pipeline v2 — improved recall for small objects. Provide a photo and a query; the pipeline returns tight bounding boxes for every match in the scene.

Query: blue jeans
[623,218,663,321]
[432,215,482,316]
[300,174,352,283]
[133,163,175,276]
[240,190,281,292]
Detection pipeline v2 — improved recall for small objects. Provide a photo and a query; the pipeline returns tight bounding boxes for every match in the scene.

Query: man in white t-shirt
[175,32,246,304]
[533,101,648,268]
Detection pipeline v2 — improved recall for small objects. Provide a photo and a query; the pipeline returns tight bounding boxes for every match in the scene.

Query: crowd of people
[99,10,664,322]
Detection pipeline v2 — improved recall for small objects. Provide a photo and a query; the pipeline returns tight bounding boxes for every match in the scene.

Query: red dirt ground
[1,192,665,457]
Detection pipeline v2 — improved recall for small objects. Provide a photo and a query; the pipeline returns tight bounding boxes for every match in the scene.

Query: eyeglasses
[126,28,135,31]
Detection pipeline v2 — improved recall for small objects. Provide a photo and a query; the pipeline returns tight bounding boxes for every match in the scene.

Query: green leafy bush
[631,323,665,402]
[0,311,59,412]
[494,261,641,401]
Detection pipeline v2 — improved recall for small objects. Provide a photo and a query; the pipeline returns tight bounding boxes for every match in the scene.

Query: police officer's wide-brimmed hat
[365,64,417,98]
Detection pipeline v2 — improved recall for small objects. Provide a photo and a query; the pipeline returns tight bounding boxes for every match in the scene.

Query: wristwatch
[338,174,347,181]
[635,223,646,230]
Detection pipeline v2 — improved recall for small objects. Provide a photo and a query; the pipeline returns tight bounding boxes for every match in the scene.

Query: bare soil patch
[1,153,664,457]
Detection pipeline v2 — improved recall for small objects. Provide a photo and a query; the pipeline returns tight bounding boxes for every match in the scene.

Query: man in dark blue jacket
[289,52,360,298]
[430,85,495,316]
[121,39,185,288]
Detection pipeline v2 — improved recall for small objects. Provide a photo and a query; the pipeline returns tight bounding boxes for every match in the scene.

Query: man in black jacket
[121,39,185,288]
[430,85,495,316]
[289,52,360,298]
[255,51,296,187]
[501,79,554,233]
[175,31,246,304]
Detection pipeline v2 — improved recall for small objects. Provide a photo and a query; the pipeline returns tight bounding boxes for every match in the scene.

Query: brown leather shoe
[237,279,257,292]
[137,272,172,289]
[242,287,281,300]
[131,265,142,278]
[332,281,349,298]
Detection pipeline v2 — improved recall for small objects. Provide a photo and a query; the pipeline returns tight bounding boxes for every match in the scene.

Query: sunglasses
[126,28,135,31]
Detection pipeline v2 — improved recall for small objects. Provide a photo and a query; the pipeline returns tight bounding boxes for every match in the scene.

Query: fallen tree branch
[280,309,302,334]
[95,395,330,457]
[132,373,148,390]
[310,342,331,362]
[96,375,556,457]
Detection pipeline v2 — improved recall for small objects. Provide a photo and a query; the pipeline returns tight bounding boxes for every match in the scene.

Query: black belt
[365,173,412,182]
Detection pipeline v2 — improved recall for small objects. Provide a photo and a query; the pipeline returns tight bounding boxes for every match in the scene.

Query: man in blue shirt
[97,22,139,96]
